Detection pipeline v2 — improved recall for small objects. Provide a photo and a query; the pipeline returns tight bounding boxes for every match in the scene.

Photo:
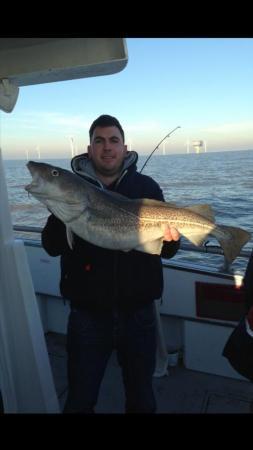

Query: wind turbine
[128,139,132,151]
[68,136,75,158]
[186,139,190,154]
[36,145,41,159]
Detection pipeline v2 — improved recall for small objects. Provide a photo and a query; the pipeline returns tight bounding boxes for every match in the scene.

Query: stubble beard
[95,160,124,178]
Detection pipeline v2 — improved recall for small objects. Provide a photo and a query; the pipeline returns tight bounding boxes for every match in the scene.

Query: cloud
[2,112,168,137]
[201,120,253,134]
[2,110,91,133]
[124,120,162,133]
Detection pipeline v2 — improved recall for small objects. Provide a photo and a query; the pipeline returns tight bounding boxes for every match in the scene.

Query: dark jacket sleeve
[41,214,70,256]
[161,240,180,259]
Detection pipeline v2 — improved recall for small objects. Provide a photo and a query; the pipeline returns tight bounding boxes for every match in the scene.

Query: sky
[1,37,253,159]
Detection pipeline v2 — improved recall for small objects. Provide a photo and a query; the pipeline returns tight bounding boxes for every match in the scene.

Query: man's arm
[42,214,70,256]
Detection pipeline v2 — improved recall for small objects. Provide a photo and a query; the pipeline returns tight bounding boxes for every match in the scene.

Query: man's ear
[87,145,92,159]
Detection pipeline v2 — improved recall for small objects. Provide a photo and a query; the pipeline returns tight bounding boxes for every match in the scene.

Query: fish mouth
[25,161,41,192]
[24,182,46,199]
[25,177,39,192]
[26,160,38,176]
[25,179,38,192]
[25,182,40,193]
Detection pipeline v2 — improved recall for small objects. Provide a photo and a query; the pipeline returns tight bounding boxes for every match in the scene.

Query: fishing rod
[139,126,181,173]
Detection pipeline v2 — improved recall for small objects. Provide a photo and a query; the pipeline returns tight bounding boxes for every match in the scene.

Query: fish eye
[51,168,59,177]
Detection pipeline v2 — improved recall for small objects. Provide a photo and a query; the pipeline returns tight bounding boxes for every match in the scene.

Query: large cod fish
[25,161,251,264]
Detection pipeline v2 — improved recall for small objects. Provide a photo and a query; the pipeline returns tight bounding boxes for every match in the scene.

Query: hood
[71,151,138,188]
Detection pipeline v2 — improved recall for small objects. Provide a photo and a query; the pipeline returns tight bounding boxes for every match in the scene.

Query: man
[42,115,180,413]
[222,249,253,387]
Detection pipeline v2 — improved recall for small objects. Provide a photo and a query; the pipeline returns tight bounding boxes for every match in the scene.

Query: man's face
[88,126,127,177]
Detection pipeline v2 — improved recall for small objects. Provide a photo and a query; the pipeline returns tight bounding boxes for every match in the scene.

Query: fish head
[25,161,76,199]
[25,161,88,220]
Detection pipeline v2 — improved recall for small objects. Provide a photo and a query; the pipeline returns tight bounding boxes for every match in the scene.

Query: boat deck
[46,332,253,414]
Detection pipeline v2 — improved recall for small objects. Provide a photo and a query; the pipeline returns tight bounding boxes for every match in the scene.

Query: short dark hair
[89,114,125,143]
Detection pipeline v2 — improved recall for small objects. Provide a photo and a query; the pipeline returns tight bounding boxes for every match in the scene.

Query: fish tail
[216,225,251,264]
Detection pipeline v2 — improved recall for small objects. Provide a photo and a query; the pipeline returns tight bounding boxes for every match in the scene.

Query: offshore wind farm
[186,139,207,154]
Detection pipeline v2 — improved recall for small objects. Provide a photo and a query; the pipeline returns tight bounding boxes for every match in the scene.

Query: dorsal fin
[134,198,176,208]
[184,204,214,222]
[104,191,176,208]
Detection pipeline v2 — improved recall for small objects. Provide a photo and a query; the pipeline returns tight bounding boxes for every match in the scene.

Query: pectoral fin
[66,226,74,250]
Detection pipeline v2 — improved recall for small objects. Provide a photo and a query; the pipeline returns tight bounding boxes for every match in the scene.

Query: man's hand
[163,226,180,242]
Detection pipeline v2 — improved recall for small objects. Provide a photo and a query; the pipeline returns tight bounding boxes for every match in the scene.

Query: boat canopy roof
[0,38,128,112]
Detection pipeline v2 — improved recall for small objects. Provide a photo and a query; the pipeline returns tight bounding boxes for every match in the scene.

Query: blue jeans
[63,302,157,414]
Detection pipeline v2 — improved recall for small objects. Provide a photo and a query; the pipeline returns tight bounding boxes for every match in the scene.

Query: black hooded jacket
[41,151,180,312]
[242,250,253,312]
